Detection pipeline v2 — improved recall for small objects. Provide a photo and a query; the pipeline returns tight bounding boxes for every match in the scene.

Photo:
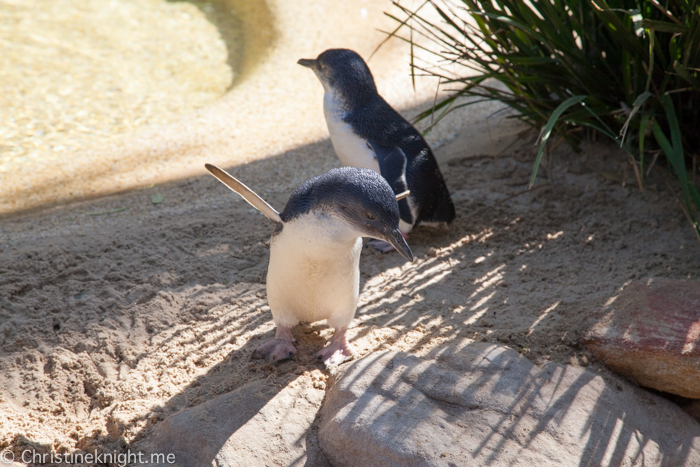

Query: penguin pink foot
[316,327,355,366]
[204,165,413,370]
[367,239,396,253]
[253,325,297,361]
[368,232,409,254]
[298,49,456,236]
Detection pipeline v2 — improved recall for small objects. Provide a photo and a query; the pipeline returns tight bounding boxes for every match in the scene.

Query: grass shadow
[2,132,700,464]
[320,343,700,465]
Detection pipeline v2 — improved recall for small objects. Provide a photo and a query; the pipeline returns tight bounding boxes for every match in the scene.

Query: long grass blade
[530,95,587,188]
[620,91,652,145]
[387,0,700,240]
[641,19,688,34]
[638,113,651,180]
[673,61,700,89]
[369,0,430,61]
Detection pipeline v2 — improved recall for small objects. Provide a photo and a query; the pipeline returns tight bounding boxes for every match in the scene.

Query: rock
[581,278,700,398]
[319,342,700,467]
[139,374,330,467]
[683,399,700,425]
[0,461,25,467]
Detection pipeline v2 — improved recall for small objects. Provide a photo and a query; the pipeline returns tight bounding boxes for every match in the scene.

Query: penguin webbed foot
[367,239,397,254]
[252,339,297,361]
[252,326,297,362]
[316,327,354,366]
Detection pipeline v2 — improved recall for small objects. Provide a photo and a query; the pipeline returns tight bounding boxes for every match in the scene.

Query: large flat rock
[581,278,700,398]
[319,342,700,467]
[139,374,329,467]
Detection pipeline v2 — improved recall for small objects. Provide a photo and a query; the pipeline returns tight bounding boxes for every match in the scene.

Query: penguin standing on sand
[205,164,413,365]
[298,48,455,250]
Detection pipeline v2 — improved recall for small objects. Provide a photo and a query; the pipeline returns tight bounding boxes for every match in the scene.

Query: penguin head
[298,49,377,108]
[281,168,413,261]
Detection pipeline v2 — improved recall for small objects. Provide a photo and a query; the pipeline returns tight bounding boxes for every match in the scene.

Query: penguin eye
[366,212,376,220]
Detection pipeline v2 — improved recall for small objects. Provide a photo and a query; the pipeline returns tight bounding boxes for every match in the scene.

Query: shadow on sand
[3,107,700,466]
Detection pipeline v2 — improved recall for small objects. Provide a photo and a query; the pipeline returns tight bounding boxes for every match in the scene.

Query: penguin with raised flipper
[205,164,413,365]
[298,48,455,251]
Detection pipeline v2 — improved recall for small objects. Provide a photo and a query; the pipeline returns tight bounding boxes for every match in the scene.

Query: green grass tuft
[387,0,700,239]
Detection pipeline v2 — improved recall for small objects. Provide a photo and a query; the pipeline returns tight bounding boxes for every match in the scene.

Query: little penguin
[205,163,413,365]
[298,48,455,247]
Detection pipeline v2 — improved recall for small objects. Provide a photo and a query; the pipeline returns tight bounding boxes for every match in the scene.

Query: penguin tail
[422,191,456,225]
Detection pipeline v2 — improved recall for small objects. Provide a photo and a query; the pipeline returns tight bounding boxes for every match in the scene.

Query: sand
[1,0,700,463]
[0,0,464,216]
[0,0,233,179]
[2,134,699,460]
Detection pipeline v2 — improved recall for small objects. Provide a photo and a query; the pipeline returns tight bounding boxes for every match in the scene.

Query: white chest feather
[266,214,362,328]
[323,92,380,173]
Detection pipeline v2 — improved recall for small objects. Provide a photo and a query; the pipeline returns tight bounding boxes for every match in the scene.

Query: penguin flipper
[205,163,282,223]
[395,190,410,201]
[366,141,409,196]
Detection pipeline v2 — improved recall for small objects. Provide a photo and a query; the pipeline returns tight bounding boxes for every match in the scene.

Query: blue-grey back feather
[315,49,455,226]
[281,167,399,227]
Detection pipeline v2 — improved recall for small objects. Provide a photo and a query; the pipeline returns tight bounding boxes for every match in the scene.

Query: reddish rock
[581,278,700,398]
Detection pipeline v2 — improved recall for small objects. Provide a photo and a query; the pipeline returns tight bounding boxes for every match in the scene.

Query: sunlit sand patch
[0,0,234,174]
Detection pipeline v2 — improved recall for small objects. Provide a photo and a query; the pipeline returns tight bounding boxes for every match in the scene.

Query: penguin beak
[297,58,317,69]
[384,228,414,262]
